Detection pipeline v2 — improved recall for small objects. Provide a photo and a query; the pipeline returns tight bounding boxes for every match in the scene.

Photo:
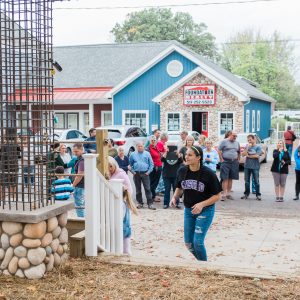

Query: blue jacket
[129,151,154,173]
[84,136,96,153]
[294,148,300,171]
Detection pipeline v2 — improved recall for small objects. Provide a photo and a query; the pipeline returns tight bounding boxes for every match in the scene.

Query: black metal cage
[0,0,58,211]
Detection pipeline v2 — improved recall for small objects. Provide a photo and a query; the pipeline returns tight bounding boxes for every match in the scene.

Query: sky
[52,0,300,82]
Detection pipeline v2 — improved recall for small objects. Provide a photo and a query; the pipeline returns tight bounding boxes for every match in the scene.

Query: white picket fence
[83,154,124,257]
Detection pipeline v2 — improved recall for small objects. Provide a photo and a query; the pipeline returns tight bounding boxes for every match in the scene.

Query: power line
[54,0,283,11]
[53,39,300,49]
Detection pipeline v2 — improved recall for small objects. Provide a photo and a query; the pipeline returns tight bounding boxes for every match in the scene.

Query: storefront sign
[183,84,216,106]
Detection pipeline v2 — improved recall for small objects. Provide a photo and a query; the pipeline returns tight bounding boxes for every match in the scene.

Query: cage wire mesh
[0,0,59,211]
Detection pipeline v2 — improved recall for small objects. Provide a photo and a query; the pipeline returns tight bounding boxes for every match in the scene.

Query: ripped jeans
[184,204,215,261]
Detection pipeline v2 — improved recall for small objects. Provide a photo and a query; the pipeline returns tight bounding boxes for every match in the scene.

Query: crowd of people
[48,126,300,260]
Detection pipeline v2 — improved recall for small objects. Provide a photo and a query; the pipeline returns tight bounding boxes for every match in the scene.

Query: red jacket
[149,145,162,167]
[284,130,295,145]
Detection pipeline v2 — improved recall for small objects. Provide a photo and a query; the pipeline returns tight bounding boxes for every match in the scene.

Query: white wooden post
[100,181,105,248]
[109,179,124,255]
[83,153,99,257]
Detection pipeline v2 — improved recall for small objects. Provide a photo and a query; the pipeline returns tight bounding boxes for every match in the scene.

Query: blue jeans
[286,144,293,159]
[24,165,35,185]
[244,168,261,196]
[184,204,215,261]
[163,177,179,206]
[74,187,85,217]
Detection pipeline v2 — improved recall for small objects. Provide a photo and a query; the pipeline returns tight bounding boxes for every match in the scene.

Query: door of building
[192,112,208,137]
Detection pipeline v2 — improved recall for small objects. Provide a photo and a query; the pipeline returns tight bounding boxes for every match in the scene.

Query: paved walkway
[128,161,300,277]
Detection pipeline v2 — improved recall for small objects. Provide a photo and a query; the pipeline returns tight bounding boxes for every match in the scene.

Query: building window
[54,113,65,129]
[257,111,260,131]
[53,112,79,130]
[101,111,112,126]
[16,112,29,129]
[252,110,255,132]
[167,113,180,131]
[123,110,148,133]
[246,110,250,133]
[219,112,234,136]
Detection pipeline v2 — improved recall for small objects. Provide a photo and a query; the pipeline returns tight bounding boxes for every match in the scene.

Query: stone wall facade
[160,73,244,144]
[0,213,68,279]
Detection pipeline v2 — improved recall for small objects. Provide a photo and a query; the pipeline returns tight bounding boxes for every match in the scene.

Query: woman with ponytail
[170,146,222,261]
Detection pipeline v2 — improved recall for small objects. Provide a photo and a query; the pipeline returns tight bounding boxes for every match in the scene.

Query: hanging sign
[183,84,216,106]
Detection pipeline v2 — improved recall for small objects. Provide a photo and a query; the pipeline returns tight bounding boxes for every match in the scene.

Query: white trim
[246,110,250,133]
[122,110,149,133]
[252,110,256,132]
[166,111,181,132]
[89,104,94,128]
[257,110,261,132]
[218,111,236,137]
[153,68,200,103]
[107,45,176,97]
[107,43,273,103]
[101,110,113,126]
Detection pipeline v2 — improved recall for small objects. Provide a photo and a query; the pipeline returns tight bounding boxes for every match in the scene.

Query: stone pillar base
[0,201,74,279]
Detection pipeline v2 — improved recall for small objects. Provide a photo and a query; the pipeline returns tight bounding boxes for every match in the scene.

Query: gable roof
[53,41,174,88]
[53,40,274,103]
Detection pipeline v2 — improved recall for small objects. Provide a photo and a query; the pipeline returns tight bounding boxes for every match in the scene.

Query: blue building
[54,41,274,141]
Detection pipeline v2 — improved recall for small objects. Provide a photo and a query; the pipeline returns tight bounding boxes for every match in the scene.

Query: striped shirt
[51,178,74,200]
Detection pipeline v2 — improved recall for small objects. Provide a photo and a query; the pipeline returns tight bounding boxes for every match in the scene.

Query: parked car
[167,131,200,146]
[98,126,149,156]
[54,129,87,155]
[214,133,268,166]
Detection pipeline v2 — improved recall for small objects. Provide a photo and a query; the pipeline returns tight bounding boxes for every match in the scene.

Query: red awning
[54,88,111,100]
[7,87,112,103]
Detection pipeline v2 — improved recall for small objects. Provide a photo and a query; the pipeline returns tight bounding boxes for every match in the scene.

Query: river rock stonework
[0,212,69,279]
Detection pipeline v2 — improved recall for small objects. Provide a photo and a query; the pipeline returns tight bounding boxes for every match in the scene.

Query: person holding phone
[241,135,262,200]
[271,140,291,202]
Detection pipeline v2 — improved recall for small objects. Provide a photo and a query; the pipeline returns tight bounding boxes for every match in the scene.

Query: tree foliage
[221,30,299,109]
[111,8,217,59]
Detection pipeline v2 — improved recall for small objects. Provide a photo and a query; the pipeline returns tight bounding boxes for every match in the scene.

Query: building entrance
[192,112,208,137]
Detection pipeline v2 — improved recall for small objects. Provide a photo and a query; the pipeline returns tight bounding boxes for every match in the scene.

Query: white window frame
[54,110,88,133]
[101,110,112,126]
[218,111,235,137]
[122,110,149,133]
[16,111,31,129]
[246,110,250,133]
[166,112,181,132]
[252,110,255,132]
[257,110,260,132]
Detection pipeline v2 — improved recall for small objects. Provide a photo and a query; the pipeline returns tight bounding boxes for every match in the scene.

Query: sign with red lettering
[183,84,216,106]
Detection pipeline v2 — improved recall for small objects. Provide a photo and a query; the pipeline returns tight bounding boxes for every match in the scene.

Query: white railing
[83,154,123,257]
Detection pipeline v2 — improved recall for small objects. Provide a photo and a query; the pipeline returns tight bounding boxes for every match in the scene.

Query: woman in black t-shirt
[170,146,222,261]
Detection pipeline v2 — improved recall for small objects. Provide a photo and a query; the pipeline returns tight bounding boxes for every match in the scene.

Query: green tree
[221,30,299,109]
[111,8,217,59]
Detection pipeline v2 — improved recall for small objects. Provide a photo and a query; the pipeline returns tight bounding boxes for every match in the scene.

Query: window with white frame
[167,113,180,131]
[219,112,234,135]
[257,110,260,131]
[123,111,148,133]
[246,110,250,133]
[54,113,65,129]
[101,111,112,126]
[16,112,29,129]
[252,110,255,132]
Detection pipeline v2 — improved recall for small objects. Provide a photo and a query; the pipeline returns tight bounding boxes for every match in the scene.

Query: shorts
[220,160,239,180]
[272,172,288,187]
